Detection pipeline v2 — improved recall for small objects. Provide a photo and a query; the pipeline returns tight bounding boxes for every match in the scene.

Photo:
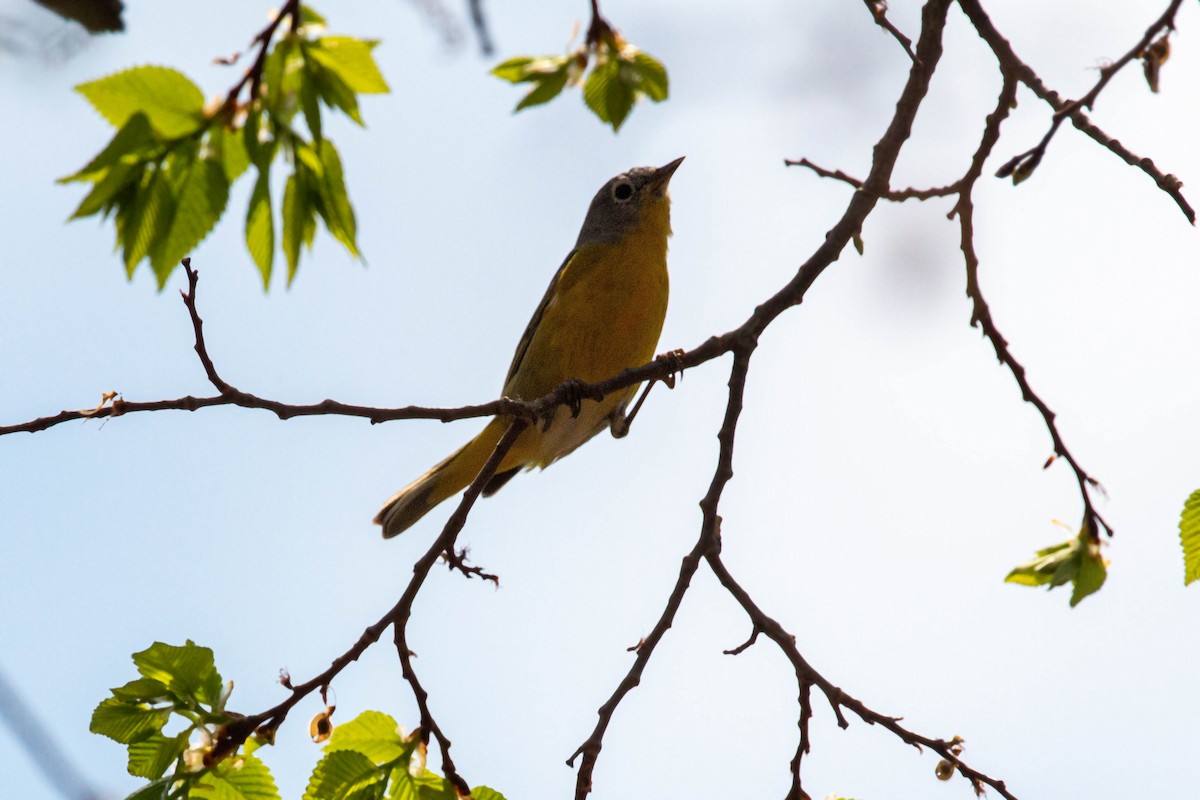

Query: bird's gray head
[575,157,684,247]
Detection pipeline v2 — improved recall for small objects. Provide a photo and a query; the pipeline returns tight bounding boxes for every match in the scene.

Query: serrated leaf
[1180,488,1200,585]
[312,139,359,262]
[60,113,158,184]
[516,66,569,111]
[307,37,389,94]
[193,754,281,800]
[90,697,170,744]
[246,169,275,289]
[120,170,173,278]
[627,50,669,102]
[69,160,143,220]
[76,66,205,138]
[304,750,386,800]
[312,64,364,125]
[132,641,224,708]
[127,732,187,779]
[151,154,230,287]
[325,711,411,765]
[110,677,171,703]
[583,57,634,132]
[281,173,308,281]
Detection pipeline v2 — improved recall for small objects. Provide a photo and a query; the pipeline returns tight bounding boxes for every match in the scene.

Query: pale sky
[2,1,1198,799]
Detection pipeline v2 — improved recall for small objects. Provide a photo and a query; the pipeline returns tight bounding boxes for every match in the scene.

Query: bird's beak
[648,156,685,195]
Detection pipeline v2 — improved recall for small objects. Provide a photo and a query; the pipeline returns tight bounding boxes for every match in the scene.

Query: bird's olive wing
[502,249,576,391]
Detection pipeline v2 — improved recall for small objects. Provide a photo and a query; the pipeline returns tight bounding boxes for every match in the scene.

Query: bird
[375,157,684,538]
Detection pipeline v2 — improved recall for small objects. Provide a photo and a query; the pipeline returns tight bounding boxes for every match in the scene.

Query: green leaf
[300,69,323,142]
[583,57,634,132]
[1070,541,1107,607]
[411,771,456,800]
[243,108,273,167]
[470,788,507,800]
[110,677,171,703]
[1006,526,1108,606]
[151,152,231,287]
[122,777,174,800]
[90,697,170,744]
[311,64,364,125]
[210,125,251,183]
[325,711,412,765]
[60,113,158,184]
[76,66,205,138]
[490,56,538,83]
[246,169,275,288]
[307,37,389,94]
[131,641,224,708]
[1180,488,1200,585]
[515,66,570,111]
[299,6,327,26]
[314,138,358,259]
[127,731,188,779]
[304,750,386,800]
[627,50,669,102]
[281,172,310,280]
[68,160,143,219]
[120,170,173,278]
[193,754,280,800]
[262,39,304,121]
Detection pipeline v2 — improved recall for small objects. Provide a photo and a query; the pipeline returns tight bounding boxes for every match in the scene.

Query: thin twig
[217,0,301,121]
[861,0,917,61]
[959,0,1194,223]
[784,157,960,201]
[210,420,526,782]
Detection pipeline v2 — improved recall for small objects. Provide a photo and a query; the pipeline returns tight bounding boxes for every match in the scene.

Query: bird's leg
[544,378,587,432]
[609,349,686,438]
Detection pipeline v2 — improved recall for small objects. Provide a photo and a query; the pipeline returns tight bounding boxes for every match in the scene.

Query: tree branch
[210,419,527,785]
[959,0,1194,223]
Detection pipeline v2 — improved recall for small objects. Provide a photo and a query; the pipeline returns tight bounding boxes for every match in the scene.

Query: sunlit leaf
[1180,488,1200,585]
[307,37,389,94]
[246,169,275,288]
[76,66,205,138]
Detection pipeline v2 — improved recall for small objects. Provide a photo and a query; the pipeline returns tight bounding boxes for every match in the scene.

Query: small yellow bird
[375,158,683,538]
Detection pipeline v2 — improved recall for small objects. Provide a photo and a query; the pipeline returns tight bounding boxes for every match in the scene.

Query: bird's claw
[656,348,686,389]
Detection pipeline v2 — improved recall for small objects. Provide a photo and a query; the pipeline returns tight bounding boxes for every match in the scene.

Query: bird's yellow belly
[504,231,669,469]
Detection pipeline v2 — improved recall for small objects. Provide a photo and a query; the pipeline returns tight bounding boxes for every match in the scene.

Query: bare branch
[960,0,1194,223]
[861,0,917,61]
[210,419,527,783]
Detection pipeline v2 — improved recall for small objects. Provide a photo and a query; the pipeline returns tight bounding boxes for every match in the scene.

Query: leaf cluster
[1005,524,1108,606]
[305,711,505,800]
[93,642,506,800]
[90,641,278,800]
[60,6,389,289]
[491,28,668,132]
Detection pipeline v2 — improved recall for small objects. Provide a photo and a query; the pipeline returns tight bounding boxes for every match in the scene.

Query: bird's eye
[612,181,634,202]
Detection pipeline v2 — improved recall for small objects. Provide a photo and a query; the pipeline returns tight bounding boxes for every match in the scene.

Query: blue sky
[2,1,1199,799]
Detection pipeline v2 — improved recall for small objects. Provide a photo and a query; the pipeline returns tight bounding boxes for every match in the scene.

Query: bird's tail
[375,418,509,538]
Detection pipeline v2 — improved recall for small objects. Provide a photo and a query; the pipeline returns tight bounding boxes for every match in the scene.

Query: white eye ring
[612,180,634,202]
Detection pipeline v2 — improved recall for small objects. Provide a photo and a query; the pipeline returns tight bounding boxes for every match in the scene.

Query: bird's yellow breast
[503,197,671,467]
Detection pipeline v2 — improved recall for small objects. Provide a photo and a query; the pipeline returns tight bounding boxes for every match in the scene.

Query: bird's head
[576,157,684,246]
